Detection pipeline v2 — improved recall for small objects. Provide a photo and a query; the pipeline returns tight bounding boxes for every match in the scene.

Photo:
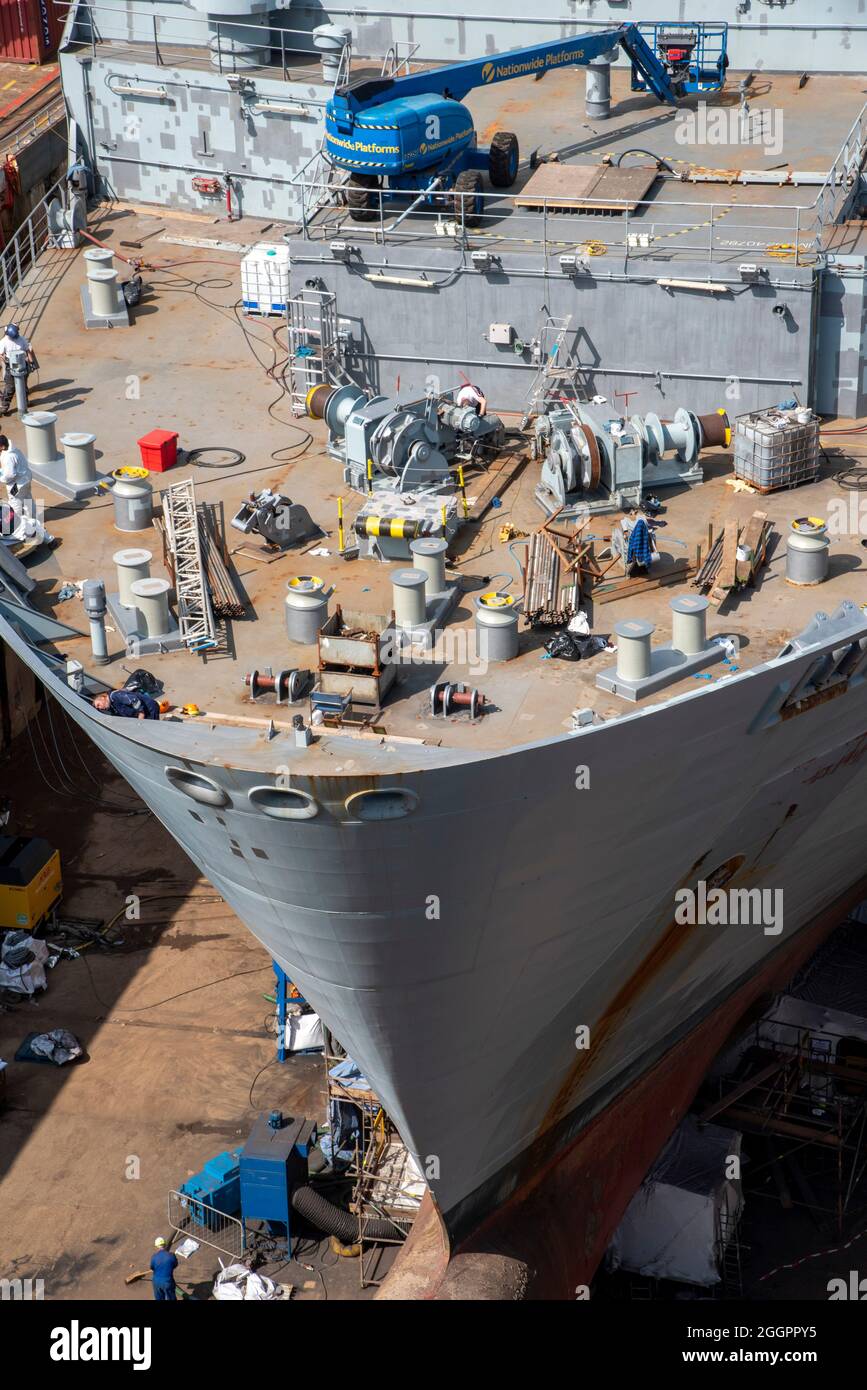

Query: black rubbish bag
[544,631,611,662]
[123,668,164,696]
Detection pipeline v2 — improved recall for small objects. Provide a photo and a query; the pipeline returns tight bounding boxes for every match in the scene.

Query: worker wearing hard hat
[149,1237,178,1301]
[456,382,487,416]
[0,325,34,416]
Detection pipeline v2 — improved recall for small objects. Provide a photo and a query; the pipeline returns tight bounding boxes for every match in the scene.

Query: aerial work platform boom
[324,22,729,221]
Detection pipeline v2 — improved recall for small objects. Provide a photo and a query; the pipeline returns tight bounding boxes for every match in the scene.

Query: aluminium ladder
[521,314,593,427]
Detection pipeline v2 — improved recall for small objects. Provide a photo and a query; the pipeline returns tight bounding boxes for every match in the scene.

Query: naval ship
[1,3,867,1297]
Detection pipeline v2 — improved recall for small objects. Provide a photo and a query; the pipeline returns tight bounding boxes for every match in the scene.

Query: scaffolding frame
[322,1030,420,1289]
[700,1016,867,1237]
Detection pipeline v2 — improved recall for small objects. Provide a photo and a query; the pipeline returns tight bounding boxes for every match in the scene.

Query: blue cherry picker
[324,21,728,222]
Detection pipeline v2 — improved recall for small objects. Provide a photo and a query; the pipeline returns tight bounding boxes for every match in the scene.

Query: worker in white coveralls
[0,433,54,546]
[456,381,487,416]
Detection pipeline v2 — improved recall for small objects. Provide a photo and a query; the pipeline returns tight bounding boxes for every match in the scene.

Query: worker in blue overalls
[150,1236,179,1300]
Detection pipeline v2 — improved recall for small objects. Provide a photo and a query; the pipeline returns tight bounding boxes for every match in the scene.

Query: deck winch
[307,383,504,495]
[535,400,730,517]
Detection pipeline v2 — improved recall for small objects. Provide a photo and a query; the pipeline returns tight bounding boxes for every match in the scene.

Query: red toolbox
[137,429,179,472]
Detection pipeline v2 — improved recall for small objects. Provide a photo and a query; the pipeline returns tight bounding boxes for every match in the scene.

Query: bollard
[130,577,171,637]
[60,432,97,486]
[670,595,709,655]
[392,567,427,628]
[22,410,60,466]
[113,548,152,607]
[615,618,654,681]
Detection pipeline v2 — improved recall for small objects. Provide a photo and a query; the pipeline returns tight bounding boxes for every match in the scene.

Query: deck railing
[0,177,72,341]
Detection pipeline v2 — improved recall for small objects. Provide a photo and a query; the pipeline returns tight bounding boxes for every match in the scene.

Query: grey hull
[3,600,867,1233]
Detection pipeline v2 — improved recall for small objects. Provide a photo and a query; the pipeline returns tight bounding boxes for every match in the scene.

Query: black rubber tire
[452,169,483,226]
[345,174,380,222]
[489,131,519,188]
[291,1183,410,1243]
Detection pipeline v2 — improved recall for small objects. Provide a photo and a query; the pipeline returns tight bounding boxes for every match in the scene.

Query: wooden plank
[715,1106,844,1149]
[468,448,528,521]
[735,509,769,585]
[698,1058,786,1122]
[592,559,693,603]
[709,517,739,605]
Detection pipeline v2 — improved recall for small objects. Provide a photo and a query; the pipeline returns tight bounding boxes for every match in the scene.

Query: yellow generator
[0,836,62,931]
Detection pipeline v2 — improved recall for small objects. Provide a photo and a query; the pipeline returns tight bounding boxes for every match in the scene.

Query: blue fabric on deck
[626,517,653,568]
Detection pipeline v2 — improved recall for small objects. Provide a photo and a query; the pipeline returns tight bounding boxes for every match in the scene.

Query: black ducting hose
[613,148,675,174]
[291,1183,410,1244]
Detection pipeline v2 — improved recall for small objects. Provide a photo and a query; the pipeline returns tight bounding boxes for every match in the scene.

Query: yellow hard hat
[154,1236,167,1248]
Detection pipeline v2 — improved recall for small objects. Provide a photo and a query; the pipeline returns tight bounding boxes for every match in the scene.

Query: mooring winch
[534,400,730,517]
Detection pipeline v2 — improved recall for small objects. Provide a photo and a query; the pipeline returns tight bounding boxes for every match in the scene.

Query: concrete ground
[0,711,376,1301]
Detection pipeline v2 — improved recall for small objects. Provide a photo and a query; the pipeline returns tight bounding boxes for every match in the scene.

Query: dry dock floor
[0,715,372,1301]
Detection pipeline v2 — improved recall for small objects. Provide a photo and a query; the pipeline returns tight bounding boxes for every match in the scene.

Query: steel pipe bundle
[524,530,565,624]
[198,503,245,618]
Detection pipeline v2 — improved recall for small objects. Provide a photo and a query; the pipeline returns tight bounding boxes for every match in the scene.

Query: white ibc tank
[241,243,291,317]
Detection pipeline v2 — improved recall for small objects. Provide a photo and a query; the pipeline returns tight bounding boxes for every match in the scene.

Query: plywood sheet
[514,161,657,213]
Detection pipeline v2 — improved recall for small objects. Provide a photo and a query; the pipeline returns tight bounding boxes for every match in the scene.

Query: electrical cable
[248,1055,278,1108]
[835,467,867,491]
[80,954,272,1014]
[183,447,245,469]
[36,699,147,814]
[613,148,675,173]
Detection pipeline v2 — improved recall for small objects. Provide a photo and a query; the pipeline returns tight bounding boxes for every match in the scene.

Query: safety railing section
[0,177,72,341]
[287,174,813,272]
[62,2,412,87]
[167,1189,246,1261]
[66,1,326,81]
[807,101,867,249]
[1,95,67,163]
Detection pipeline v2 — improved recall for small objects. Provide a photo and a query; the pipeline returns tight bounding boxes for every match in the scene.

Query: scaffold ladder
[287,286,352,416]
[161,478,215,651]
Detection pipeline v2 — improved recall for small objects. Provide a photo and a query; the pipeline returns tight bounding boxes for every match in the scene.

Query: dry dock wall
[288,243,818,417]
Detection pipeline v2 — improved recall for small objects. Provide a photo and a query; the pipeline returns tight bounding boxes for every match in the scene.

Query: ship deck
[3,192,864,758]
[298,67,867,263]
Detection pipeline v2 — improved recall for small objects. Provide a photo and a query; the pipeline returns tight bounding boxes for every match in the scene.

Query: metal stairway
[520,315,592,427]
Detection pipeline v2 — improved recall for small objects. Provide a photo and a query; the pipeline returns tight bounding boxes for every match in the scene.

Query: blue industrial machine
[324,21,729,221]
[178,1148,243,1230]
[239,1111,317,1253]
